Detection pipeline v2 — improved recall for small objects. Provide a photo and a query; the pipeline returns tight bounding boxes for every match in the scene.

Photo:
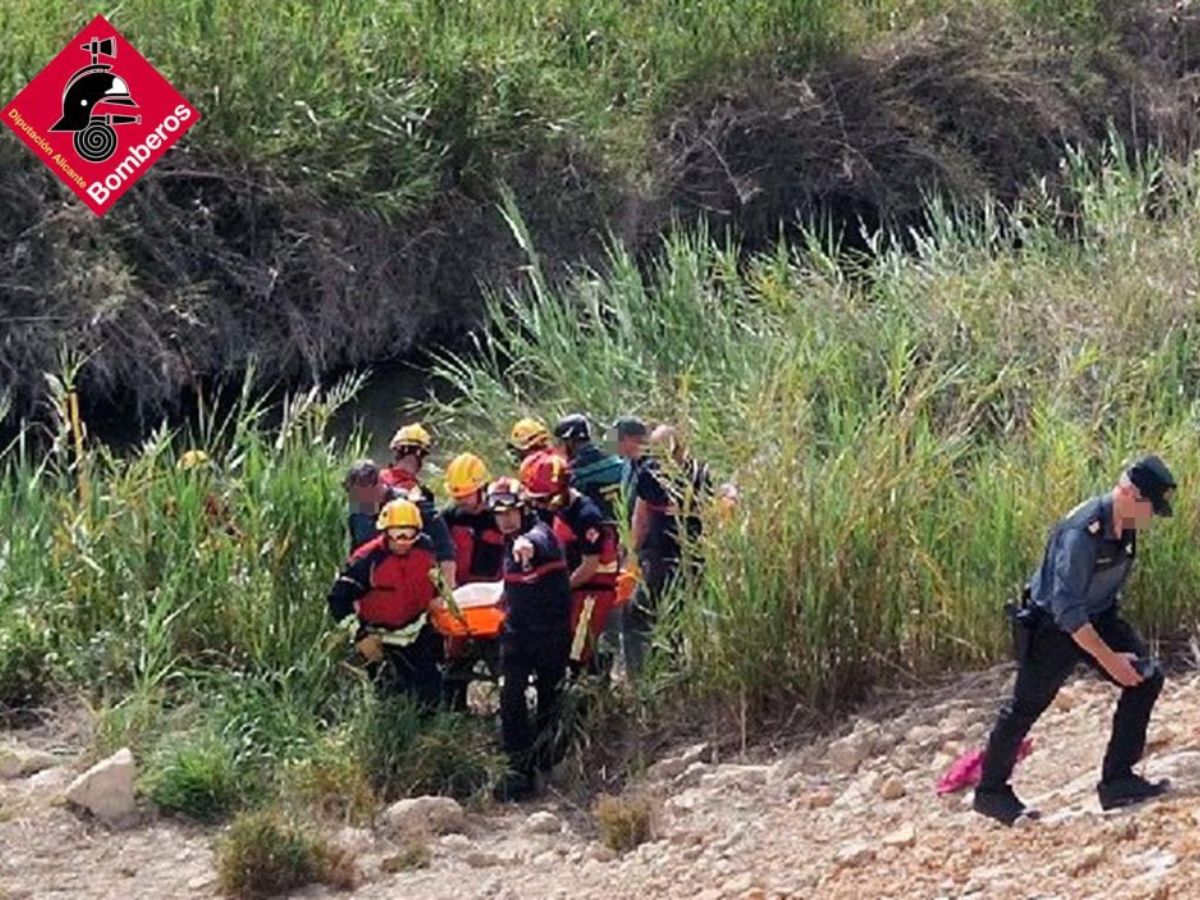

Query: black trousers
[499,630,570,777]
[980,606,1164,789]
[365,624,444,710]
[623,547,688,677]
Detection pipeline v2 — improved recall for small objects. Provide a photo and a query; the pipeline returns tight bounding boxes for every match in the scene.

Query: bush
[145,733,246,822]
[593,793,658,853]
[349,696,507,803]
[0,615,55,713]
[280,738,377,826]
[216,809,357,899]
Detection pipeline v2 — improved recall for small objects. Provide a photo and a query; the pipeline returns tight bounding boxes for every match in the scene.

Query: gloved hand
[355,633,384,664]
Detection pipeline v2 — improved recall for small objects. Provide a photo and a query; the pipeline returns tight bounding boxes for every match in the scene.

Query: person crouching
[326,498,443,709]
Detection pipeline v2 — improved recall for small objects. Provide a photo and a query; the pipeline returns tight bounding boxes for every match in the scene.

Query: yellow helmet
[376,498,423,532]
[508,417,550,454]
[178,449,210,471]
[389,423,432,453]
[445,453,490,499]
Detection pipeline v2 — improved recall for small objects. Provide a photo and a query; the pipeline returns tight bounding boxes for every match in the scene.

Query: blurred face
[495,507,523,535]
[349,480,385,507]
[456,490,485,514]
[617,434,647,460]
[385,526,419,554]
[392,449,425,474]
[1116,481,1156,528]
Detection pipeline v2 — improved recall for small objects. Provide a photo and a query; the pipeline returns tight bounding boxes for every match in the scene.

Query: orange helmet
[518,450,569,500]
[444,452,489,499]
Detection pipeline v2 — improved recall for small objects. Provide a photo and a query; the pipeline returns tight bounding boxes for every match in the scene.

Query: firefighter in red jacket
[380,422,457,587]
[440,452,506,709]
[326,498,443,708]
[487,476,572,801]
[519,451,620,674]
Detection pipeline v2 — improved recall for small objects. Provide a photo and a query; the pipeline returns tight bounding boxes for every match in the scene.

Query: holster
[1003,585,1042,663]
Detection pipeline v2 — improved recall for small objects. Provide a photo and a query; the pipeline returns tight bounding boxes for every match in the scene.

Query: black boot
[1098,774,1170,811]
[973,785,1040,827]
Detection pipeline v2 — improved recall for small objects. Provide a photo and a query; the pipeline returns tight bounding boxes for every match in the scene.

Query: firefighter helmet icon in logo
[49,36,141,163]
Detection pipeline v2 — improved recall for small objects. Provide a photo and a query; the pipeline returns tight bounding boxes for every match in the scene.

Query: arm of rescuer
[1051,526,1144,688]
[569,515,604,589]
[416,497,457,588]
[327,554,372,630]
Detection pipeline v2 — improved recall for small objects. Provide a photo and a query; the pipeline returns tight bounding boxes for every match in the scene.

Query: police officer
[973,455,1177,826]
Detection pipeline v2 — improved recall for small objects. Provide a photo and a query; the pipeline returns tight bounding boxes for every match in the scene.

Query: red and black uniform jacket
[327,534,438,629]
[501,520,571,636]
[442,503,505,585]
[367,470,455,562]
[553,491,619,594]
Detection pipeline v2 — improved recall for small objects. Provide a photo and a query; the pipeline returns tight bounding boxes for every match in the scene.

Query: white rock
[588,843,617,863]
[677,761,711,786]
[880,775,907,801]
[383,796,466,835]
[0,746,59,779]
[648,742,712,781]
[700,765,772,791]
[835,842,876,868]
[439,833,473,851]
[525,811,562,834]
[65,748,136,822]
[905,725,940,747]
[882,823,916,848]
[187,874,217,890]
[828,736,867,774]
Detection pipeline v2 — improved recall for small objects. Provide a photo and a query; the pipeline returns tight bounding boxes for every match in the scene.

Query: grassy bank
[4,0,1171,423]
[4,135,1200,823]
[1,0,1114,212]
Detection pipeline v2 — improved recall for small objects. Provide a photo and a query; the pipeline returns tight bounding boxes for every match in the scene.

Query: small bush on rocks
[216,808,357,899]
[594,793,658,854]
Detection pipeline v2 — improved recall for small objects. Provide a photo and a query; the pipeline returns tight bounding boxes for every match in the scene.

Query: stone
[648,742,712,781]
[1069,844,1105,876]
[1053,687,1078,712]
[187,874,217,890]
[835,842,876,868]
[724,873,755,895]
[828,736,867,774]
[806,788,836,809]
[880,775,907,801]
[465,850,505,869]
[525,811,562,834]
[0,746,59,780]
[905,725,941,747]
[701,765,772,791]
[588,843,617,863]
[438,833,473,851]
[382,796,466,835]
[882,823,916,848]
[65,748,136,822]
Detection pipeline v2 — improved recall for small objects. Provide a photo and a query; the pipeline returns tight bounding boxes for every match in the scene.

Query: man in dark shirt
[554,413,625,523]
[343,458,456,581]
[974,455,1177,826]
[625,425,722,676]
[487,476,572,801]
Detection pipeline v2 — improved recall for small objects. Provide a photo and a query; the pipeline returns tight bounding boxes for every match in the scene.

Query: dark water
[46,357,444,465]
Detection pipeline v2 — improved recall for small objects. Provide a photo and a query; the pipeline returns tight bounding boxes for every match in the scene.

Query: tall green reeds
[432,135,1200,722]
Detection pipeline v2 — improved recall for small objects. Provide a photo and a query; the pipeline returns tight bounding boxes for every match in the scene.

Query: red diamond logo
[2,14,200,216]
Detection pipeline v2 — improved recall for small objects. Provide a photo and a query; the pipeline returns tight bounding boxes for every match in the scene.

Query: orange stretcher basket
[430,581,506,640]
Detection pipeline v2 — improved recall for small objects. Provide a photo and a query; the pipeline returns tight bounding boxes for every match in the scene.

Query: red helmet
[485,476,526,511]
[518,450,569,499]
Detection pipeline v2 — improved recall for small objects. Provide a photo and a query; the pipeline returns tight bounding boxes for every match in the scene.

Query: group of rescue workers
[326,413,736,800]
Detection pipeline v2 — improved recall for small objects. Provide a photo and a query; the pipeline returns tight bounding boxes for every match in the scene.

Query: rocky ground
[4,662,1200,900]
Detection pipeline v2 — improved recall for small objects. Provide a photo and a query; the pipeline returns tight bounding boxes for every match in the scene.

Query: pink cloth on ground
[936,738,1034,795]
